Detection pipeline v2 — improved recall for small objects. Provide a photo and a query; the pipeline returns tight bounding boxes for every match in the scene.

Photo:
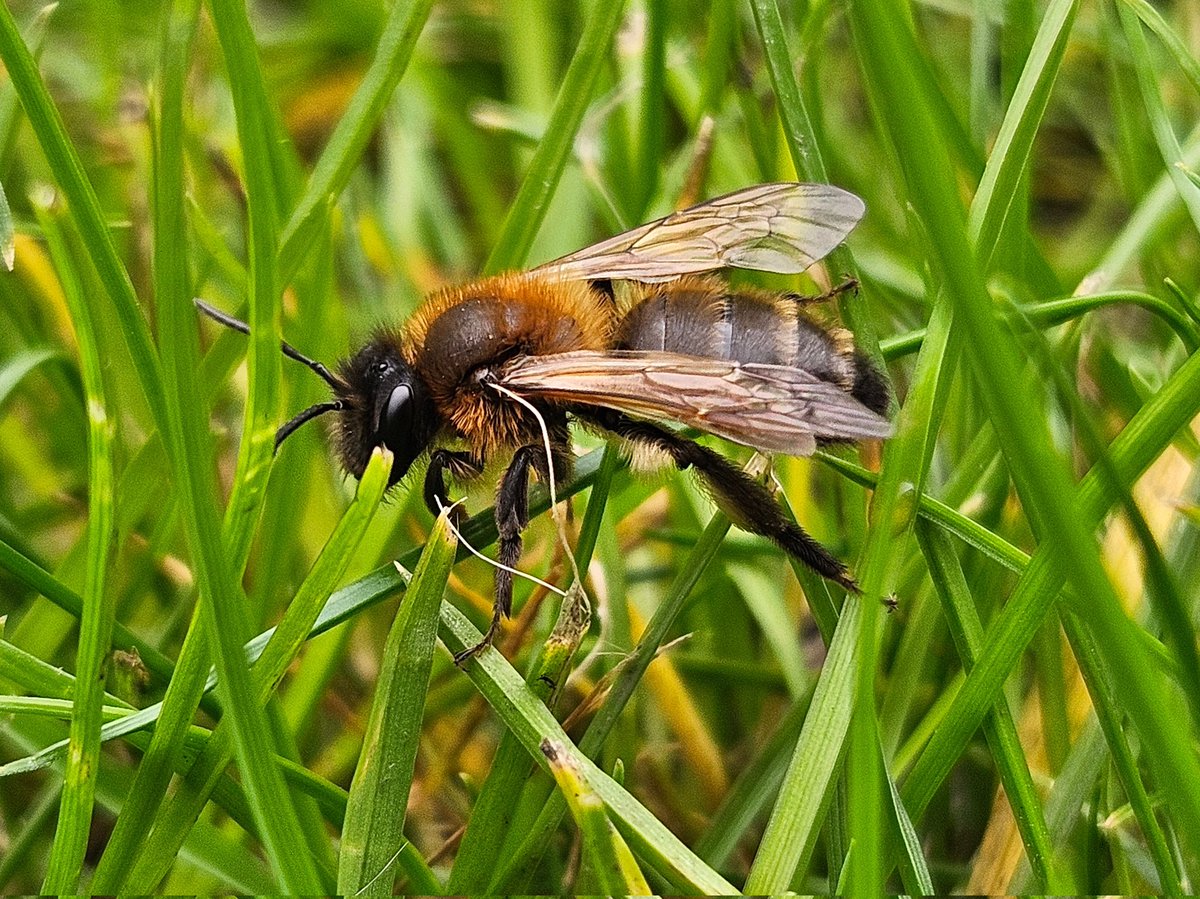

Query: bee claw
[453,606,503,666]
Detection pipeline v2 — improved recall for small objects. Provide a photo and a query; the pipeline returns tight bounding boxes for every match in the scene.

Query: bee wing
[530,183,864,284]
[498,351,891,456]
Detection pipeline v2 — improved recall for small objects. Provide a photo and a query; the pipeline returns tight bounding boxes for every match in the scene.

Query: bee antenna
[194,299,345,392]
[275,400,343,453]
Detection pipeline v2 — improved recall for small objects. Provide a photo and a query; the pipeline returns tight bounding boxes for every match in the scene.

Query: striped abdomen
[614,275,889,414]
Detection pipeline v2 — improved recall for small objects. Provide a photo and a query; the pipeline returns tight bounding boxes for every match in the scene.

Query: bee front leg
[424,449,482,520]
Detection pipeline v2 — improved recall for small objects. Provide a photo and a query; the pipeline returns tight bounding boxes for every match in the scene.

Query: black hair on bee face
[333,334,440,485]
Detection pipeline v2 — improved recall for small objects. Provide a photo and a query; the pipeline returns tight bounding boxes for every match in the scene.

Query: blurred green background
[1,0,1199,894]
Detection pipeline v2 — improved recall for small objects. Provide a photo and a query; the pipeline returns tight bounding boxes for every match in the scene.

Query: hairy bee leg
[579,409,859,592]
[784,276,858,308]
[453,445,540,665]
[423,449,481,519]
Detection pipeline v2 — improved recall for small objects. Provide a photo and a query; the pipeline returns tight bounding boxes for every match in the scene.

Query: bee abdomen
[616,275,863,393]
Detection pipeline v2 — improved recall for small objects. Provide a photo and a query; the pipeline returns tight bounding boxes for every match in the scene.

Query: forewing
[530,183,865,283]
[498,351,891,456]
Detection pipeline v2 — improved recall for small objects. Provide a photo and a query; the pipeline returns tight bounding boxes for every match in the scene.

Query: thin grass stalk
[278,0,435,285]
[437,601,737,894]
[33,201,117,893]
[916,521,1072,890]
[855,0,1200,864]
[483,0,627,273]
[447,442,619,891]
[0,4,169,434]
[488,511,732,891]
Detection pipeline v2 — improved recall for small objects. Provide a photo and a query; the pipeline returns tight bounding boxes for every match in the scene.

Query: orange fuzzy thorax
[403,272,612,454]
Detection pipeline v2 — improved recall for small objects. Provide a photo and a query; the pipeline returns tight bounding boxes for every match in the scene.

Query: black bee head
[331,335,440,485]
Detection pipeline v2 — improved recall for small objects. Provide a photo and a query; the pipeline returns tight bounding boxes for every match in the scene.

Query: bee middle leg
[456,432,572,664]
[578,408,859,593]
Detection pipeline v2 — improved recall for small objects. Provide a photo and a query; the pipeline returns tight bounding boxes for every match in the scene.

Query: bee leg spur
[580,409,860,593]
[424,449,480,521]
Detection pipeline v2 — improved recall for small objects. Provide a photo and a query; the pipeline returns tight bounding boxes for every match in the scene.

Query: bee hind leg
[578,409,859,593]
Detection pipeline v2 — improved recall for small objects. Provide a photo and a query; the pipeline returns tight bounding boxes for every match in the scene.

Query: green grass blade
[337,510,456,896]
[207,0,282,573]
[446,443,619,892]
[543,738,652,896]
[87,4,204,888]
[120,448,392,893]
[483,0,627,273]
[32,201,117,893]
[853,0,1200,865]
[0,3,168,434]
[1116,2,1200,236]
[915,520,1068,891]
[488,509,733,892]
[901,342,1200,827]
[744,595,860,892]
[277,0,435,286]
[437,601,737,895]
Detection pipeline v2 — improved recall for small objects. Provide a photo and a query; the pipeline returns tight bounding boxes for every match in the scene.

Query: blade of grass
[488,509,733,892]
[1116,3,1200,236]
[338,510,457,896]
[744,594,861,892]
[900,309,1200,831]
[437,599,737,894]
[542,738,652,896]
[916,520,1069,891]
[0,3,168,434]
[483,0,627,273]
[32,199,117,893]
[85,3,205,889]
[854,0,1200,866]
[446,442,619,892]
[122,449,393,893]
[881,291,1200,359]
[278,0,435,285]
[139,0,318,888]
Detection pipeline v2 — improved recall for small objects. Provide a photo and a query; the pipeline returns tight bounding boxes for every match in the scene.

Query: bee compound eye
[379,383,413,448]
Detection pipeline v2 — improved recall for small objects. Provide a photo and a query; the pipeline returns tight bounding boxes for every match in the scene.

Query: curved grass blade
[0,347,66,409]
[278,0,435,285]
[542,739,651,896]
[337,510,457,896]
[483,0,627,273]
[437,601,736,894]
[0,3,168,433]
[33,199,117,893]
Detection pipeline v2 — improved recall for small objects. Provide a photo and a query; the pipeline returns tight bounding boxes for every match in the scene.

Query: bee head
[194,301,439,487]
[331,336,439,485]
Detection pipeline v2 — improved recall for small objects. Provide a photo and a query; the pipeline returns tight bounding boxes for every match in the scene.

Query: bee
[198,183,891,659]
